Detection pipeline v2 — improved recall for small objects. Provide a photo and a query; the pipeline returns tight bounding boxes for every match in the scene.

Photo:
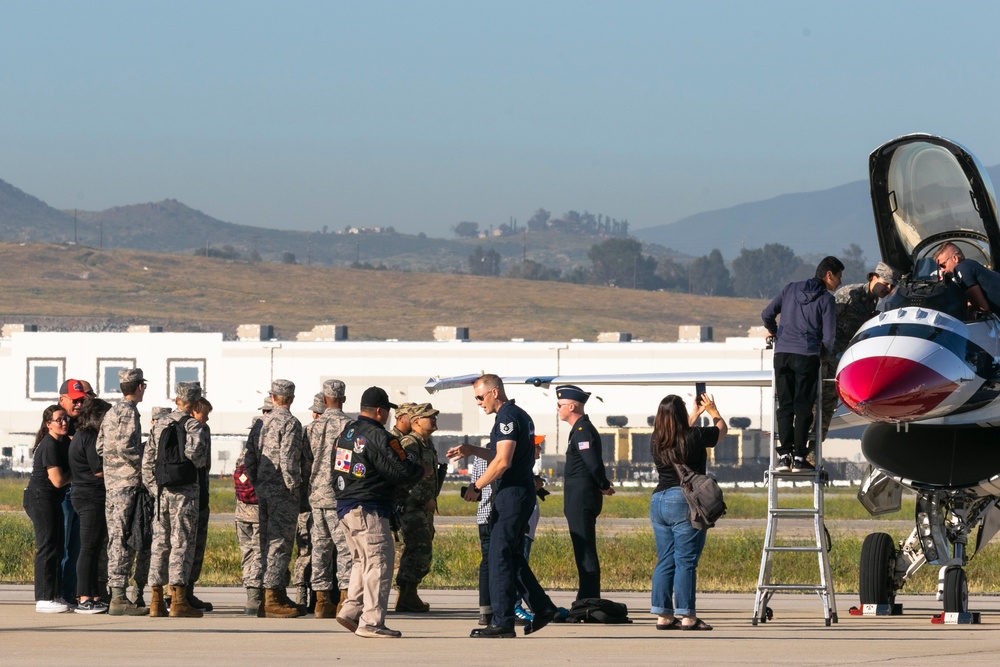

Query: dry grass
[0,242,767,341]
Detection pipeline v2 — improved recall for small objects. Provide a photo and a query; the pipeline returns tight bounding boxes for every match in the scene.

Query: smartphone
[695,382,706,403]
[461,485,482,500]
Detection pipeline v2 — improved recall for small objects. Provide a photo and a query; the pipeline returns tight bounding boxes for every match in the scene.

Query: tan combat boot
[314,590,337,619]
[149,585,168,617]
[263,588,303,618]
[168,584,204,618]
[335,589,347,617]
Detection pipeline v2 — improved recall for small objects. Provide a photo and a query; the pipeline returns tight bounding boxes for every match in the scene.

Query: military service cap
[323,379,346,398]
[394,402,417,417]
[258,395,274,411]
[175,381,202,402]
[310,392,326,414]
[151,406,171,420]
[870,261,900,286]
[270,379,295,398]
[556,384,591,404]
[119,368,144,384]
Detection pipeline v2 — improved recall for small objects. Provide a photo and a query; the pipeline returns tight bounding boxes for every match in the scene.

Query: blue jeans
[650,487,707,617]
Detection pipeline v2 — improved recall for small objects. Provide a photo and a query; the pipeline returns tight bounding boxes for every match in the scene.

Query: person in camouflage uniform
[307,379,353,618]
[186,397,214,612]
[257,379,308,618]
[292,392,325,610]
[235,396,270,616]
[97,368,149,616]
[131,407,171,606]
[388,403,416,440]
[816,261,899,442]
[142,381,208,618]
[395,402,441,613]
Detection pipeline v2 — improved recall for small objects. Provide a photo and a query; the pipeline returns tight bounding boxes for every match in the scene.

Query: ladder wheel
[859,532,897,606]
[765,607,773,621]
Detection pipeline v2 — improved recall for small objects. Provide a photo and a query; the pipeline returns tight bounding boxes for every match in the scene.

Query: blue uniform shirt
[491,399,535,489]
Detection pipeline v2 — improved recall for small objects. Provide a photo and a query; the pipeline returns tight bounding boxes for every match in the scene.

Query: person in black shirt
[24,405,72,613]
[556,384,614,600]
[68,398,113,613]
[648,393,727,632]
[453,374,559,638]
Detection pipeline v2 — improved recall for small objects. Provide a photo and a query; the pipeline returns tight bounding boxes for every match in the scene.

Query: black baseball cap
[360,386,397,410]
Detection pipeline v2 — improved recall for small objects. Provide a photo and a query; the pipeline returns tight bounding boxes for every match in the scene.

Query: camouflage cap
[270,379,295,398]
[411,402,440,419]
[258,395,274,411]
[118,368,144,385]
[322,379,346,399]
[394,402,417,418]
[870,261,900,286]
[310,392,326,414]
[175,381,202,402]
[151,406,171,420]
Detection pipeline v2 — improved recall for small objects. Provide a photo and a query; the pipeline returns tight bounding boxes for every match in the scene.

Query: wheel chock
[931,612,980,625]
[849,604,902,616]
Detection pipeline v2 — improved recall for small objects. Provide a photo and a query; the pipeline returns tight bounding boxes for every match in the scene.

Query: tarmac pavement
[4,586,1000,665]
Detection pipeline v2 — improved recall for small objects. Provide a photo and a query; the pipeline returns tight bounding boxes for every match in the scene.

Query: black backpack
[154,415,198,488]
[566,598,631,624]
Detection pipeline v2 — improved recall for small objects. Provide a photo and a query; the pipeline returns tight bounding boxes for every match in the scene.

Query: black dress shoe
[470,624,516,638]
[523,607,558,635]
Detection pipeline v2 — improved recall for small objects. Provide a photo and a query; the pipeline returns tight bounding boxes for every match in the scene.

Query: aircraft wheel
[859,532,896,606]
[943,567,969,614]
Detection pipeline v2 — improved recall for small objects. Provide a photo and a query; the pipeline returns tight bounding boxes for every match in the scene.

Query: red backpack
[233,463,258,504]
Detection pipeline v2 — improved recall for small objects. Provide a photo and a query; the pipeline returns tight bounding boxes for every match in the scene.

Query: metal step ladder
[752,373,838,626]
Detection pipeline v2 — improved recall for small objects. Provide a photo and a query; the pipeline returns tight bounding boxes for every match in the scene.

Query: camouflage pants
[310,507,352,591]
[396,507,435,587]
[149,485,199,586]
[236,520,263,588]
[258,493,298,589]
[188,503,211,584]
[293,511,312,588]
[105,486,139,588]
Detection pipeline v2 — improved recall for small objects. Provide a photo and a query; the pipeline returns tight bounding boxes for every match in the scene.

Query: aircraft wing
[424,370,772,393]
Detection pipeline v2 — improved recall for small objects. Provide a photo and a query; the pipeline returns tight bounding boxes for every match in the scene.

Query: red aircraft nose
[837,355,959,422]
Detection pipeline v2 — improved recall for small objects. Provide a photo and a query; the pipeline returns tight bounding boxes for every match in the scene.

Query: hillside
[0,243,766,342]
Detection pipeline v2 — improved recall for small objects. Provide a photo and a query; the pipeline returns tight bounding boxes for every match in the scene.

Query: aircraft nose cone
[837,355,959,422]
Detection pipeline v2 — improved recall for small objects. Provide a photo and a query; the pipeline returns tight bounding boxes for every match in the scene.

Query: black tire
[943,568,968,614]
[859,532,896,605]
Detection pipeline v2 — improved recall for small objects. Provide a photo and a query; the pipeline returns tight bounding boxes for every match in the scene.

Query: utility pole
[74,209,77,244]
[100,222,103,251]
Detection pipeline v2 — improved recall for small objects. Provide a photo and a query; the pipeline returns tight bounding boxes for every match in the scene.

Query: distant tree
[527,208,550,231]
[505,259,561,281]
[655,257,690,292]
[840,243,867,284]
[588,238,660,289]
[562,265,592,284]
[468,246,501,276]
[687,249,733,296]
[452,221,480,238]
[351,261,388,271]
[322,225,328,234]
[417,232,427,239]
[194,244,243,261]
[281,251,297,265]
[731,243,802,298]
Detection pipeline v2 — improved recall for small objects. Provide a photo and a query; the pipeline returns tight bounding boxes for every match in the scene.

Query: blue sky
[3,1,1000,237]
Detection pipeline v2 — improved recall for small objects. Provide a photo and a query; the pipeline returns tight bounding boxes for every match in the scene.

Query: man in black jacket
[557,384,615,600]
[333,387,423,639]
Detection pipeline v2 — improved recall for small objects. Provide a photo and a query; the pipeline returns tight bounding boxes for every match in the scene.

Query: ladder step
[765,545,823,553]
[769,508,819,517]
[758,584,828,592]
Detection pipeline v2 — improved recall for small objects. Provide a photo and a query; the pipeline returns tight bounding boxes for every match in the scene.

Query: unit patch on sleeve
[578,441,590,451]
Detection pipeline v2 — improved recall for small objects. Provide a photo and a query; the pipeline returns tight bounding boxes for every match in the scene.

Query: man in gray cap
[142,381,208,618]
[308,379,353,618]
[395,402,442,613]
[291,393,328,611]
[556,384,615,601]
[97,368,149,616]
[234,394,272,616]
[257,379,308,618]
[814,261,901,444]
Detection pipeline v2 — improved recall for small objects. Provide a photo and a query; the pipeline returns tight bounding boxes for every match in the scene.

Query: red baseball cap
[59,379,88,400]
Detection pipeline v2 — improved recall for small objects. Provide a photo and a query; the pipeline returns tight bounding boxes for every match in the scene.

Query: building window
[27,358,65,400]
[166,359,206,397]
[97,358,137,396]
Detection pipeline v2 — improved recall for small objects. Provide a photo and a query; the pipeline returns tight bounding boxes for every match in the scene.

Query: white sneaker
[36,600,71,613]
